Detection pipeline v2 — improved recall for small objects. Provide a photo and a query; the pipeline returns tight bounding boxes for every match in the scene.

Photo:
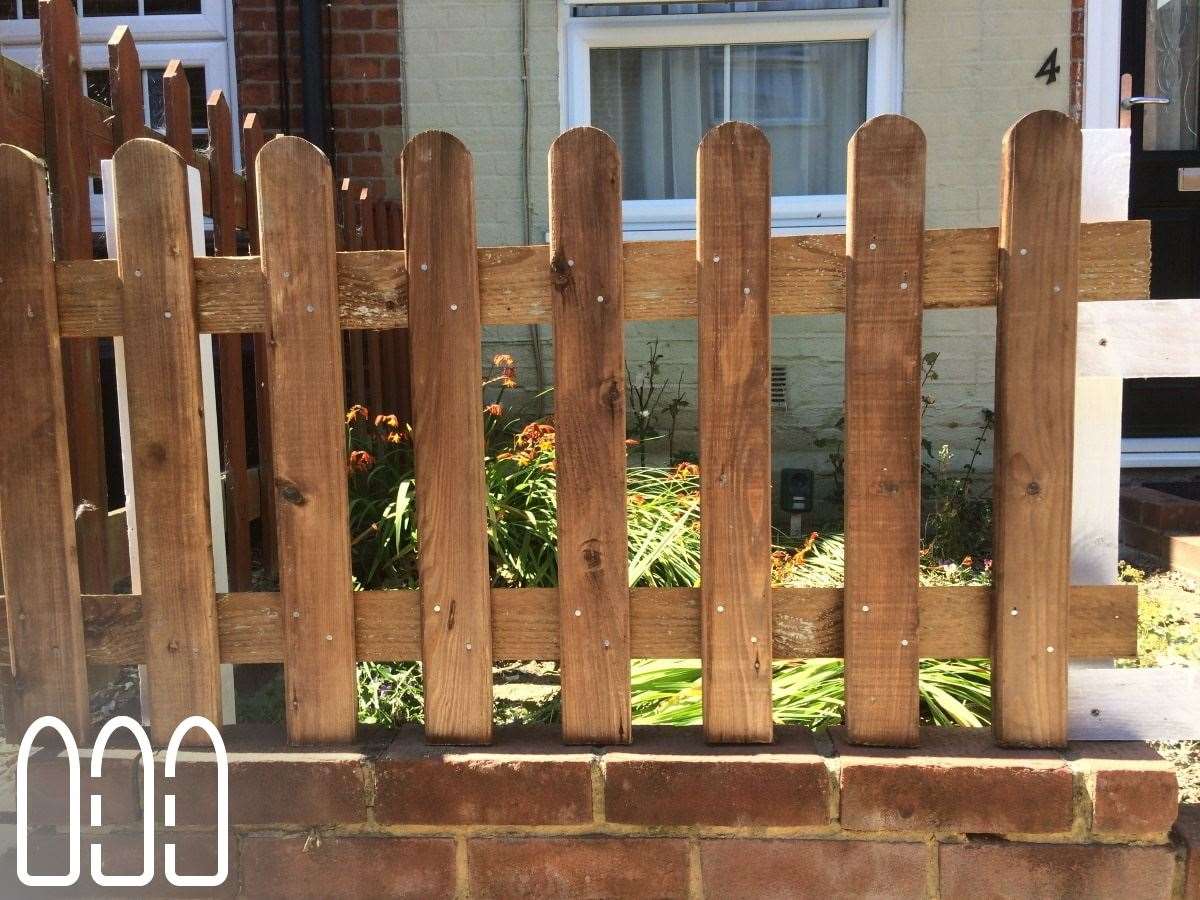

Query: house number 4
[1036,48,1061,84]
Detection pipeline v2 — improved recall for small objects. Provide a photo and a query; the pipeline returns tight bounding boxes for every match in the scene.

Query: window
[1,0,235,224]
[563,1,902,235]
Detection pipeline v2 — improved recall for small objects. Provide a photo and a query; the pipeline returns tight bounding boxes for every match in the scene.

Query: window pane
[143,0,202,13]
[729,41,866,195]
[146,65,207,131]
[1,0,17,21]
[20,0,38,18]
[576,2,884,17]
[591,45,724,200]
[81,0,139,16]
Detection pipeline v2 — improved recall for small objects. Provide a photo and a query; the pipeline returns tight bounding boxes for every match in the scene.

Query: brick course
[939,841,1177,900]
[700,838,929,900]
[467,837,690,900]
[232,0,401,195]
[4,725,1188,898]
[834,727,1076,835]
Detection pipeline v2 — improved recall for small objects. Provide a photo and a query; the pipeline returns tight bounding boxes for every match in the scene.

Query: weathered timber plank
[843,115,926,747]
[0,585,1137,667]
[403,131,494,744]
[207,90,252,593]
[242,113,277,579]
[0,56,46,155]
[0,147,90,740]
[112,139,222,744]
[51,221,1150,338]
[992,110,1082,749]
[697,122,773,744]
[107,26,143,146]
[549,127,631,745]
[257,137,358,744]
[41,0,111,594]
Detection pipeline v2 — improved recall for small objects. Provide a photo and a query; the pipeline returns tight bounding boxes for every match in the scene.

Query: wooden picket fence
[0,0,410,596]
[0,107,1149,750]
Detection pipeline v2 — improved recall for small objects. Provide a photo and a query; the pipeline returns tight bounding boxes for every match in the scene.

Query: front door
[1121,0,1200,462]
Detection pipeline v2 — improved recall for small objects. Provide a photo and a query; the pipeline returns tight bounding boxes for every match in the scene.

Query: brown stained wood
[107,26,143,146]
[50,221,1150,339]
[403,131,493,744]
[112,139,222,744]
[373,199,400,414]
[0,585,1138,668]
[548,127,630,744]
[242,114,277,578]
[696,123,773,744]
[40,0,112,595]
[0,146,90,740]
[842,115,926,747]
[992,111,1082,749]
[162,61,194,160]
[206,91,252,592]
[340,179,368,406]
[0,56,46,155]
[257,137,358,744]
[359,188,385,413]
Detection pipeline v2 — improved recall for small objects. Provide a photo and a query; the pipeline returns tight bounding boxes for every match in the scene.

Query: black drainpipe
[298,0,331,155]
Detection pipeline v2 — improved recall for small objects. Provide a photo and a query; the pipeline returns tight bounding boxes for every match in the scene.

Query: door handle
[1122,96,1171,109]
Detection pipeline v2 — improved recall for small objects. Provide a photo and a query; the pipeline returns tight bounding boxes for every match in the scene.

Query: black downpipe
[298,0,331,155]
[273,0,290,134]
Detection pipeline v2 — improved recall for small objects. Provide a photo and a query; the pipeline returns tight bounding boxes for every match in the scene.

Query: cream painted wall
[398,1,1073,513]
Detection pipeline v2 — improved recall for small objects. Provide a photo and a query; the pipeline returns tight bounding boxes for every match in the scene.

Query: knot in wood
[279,482,305,505]
[582,542,602,571]
[167,639,180,653]
[878,480,899,495]
[1026,481,1041,496]
[549,253,573,290]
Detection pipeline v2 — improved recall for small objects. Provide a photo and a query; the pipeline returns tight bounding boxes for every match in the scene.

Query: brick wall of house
[6,725,1191,899]
[232,0,403,195]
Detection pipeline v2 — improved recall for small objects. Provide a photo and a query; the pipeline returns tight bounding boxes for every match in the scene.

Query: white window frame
[1,39,235,224]
[560,2,903,236]
[0,0,227,45]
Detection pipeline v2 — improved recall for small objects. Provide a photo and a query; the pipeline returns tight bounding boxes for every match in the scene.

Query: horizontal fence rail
[48,222,1147,337]
[0,107,1152,750]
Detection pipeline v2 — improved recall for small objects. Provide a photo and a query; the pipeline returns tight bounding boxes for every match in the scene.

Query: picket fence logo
[16,715,228,889]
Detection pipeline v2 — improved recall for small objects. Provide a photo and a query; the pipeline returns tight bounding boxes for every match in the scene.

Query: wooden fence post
[359,187,385,414]
[40,0,111,594]
[992,110,1081,748]
[112,139,222,744]
[843,115,926,747]
[0,145,91,741]
[697,122,773,744]
[242,112,278,580]
[257,136,358,744]
[403,131,494,744]
[207,90,253,592]
[340,178,367,407]
[107,26,143,146]
[549,126,631,744]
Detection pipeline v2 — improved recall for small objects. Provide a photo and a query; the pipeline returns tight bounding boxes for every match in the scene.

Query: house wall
[233,0,403,195]
[394,0,1072,513]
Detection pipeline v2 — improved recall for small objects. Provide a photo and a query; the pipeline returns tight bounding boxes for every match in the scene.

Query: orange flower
[348,450,375,473]
[375,413,399,429]
[386,431,405,444]
[493,353,515,367]
[486,403,504,417]
[346,405,368,425]
[501,366,518,388]
[671,462,700,479]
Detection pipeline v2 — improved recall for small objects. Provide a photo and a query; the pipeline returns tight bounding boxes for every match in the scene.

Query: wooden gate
[0,107,1147,750]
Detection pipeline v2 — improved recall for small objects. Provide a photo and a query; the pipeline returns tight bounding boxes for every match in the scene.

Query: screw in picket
[305,304,315,313]
[717,605,725,613]
[450,304,458,311]
[163,311,172,319]
[596,295,604,303]
[420,262,428,272]
[433,604,441,613]
[862,605,870,612]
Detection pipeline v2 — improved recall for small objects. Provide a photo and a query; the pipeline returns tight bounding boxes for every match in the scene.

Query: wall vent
[770,366,788,410]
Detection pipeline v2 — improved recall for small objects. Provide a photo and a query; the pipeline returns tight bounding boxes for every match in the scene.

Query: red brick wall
[232,0,401,194]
